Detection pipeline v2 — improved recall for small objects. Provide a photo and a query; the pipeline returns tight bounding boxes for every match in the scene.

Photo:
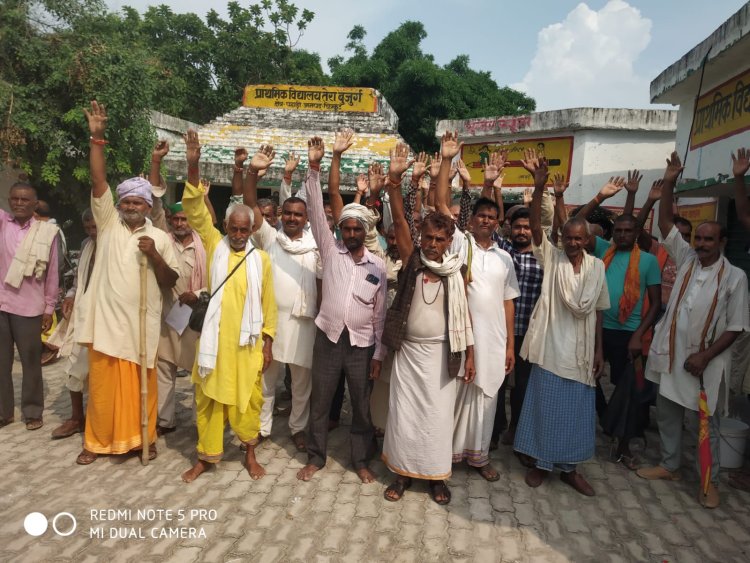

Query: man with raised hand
[247,145,320,453]
[381,136,475,505]
[515,148,609,497]
[296,136,386,485]
[148,140,208,437]
[76,101,179,465]
[637,152,748,509]
[180,130,277,483]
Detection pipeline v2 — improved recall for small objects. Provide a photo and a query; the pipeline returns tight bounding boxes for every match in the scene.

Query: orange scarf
[602,244,641,324]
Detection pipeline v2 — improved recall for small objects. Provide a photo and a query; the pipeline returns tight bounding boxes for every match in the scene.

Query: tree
[0,0,159,208]
[329,22,536,151]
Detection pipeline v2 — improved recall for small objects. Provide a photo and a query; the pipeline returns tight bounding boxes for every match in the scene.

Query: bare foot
[296,463,321,481]
[244,445,266,480]
[182,460,211,483]
[356,467,376,484]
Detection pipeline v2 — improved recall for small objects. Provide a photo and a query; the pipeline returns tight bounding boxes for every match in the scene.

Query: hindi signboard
[690,67,750,149]
[461,136,574,187]
[243,85,378,113]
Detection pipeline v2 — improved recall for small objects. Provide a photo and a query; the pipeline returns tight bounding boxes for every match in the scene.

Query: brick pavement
[1,359,750,562]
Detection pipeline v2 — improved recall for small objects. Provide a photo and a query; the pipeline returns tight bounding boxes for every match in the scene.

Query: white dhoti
[65,344,89,393]
[452,383,498,467]
[382,337,456,480]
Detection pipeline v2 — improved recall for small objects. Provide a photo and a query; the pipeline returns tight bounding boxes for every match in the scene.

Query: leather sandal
[384,477,412,502]
[429,480,452,505]
[76,450,98,465]
[51,419,85,439]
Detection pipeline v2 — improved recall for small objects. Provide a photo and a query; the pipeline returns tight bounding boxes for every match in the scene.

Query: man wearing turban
[74,101,179,465]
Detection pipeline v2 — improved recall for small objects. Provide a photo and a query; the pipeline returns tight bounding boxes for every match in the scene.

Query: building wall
[673,84,750,183]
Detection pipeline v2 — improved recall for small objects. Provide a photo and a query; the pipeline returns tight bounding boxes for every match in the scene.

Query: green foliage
[0,3,535,214]
[329,22,536,152]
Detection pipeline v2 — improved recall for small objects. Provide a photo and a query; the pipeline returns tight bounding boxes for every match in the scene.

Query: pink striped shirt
[306,170,387,360]
[0,209,59,317]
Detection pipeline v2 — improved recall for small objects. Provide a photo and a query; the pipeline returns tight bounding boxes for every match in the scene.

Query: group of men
[1,100,749,510]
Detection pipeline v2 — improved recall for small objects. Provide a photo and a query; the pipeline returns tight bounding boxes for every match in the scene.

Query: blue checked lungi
[514,364,596,472]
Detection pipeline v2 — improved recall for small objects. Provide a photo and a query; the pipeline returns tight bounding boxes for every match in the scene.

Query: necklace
[421,274,442,305]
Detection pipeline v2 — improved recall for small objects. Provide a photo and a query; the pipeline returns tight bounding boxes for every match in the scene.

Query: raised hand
[647,179,663,202]
[428,153,441,179]
[440,131,463,160]
[520,148,549,187]
[388,142,414,181]
[598,176,626,199]
[84,100,107,139]
[483,150,507,184]
[369,162,386,195]
[332,128,355,155]
[664,151,684,183]
[457,159,472,184]
[625,169,643,193]
[523,188,533,206]
[200,178,212,195]
[449,162,459,181]
[551,173,569,196]
[731,147,750,177]
[308,136,325,164]
[184,129,201,168]
[152,140,169,160]
[411,151,428,184]
[284,151,300,174]
[356,173,368,195]
[250,144,275,172]
[234,147,248,168]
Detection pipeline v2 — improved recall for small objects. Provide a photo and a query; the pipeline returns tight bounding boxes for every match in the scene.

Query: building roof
[161,88,407,191]
[650,2,750,104]
[436,107,677,140]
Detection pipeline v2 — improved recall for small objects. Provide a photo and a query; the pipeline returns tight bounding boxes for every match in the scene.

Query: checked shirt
[496,237,543,337]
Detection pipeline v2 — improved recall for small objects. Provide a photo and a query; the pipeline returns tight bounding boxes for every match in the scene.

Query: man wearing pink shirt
[0,181,60,430]
[296,136,387,484]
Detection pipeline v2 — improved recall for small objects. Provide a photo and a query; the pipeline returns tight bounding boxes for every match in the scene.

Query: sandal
[384,477,412,502]
[429,480,452,505]
[149,444,158,461]
[475,464,500,482]
[76,450,98,465]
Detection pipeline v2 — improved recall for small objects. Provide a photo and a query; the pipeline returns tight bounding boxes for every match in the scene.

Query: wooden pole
[139,253,149,466]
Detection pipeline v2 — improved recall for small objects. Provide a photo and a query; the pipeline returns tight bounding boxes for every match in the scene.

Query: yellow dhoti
[195,374,263,463]
[84,348,157,454]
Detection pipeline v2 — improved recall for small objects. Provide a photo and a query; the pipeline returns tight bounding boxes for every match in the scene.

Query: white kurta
[462,238,520,397]
[646,227,749,413]
[252,220,320,369]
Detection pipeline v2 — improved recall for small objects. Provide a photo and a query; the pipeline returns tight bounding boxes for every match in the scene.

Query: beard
[119,209,147,226]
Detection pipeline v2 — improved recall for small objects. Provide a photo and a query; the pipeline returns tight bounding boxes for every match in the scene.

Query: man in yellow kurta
[180,129,277,483]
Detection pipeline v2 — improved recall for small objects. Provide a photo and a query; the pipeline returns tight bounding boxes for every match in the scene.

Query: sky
[108,0,747,111]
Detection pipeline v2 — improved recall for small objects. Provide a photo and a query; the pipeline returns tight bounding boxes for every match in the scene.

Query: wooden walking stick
[139,253,149,466]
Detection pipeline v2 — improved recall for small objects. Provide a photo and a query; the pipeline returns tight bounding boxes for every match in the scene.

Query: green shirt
[594,236,661,331]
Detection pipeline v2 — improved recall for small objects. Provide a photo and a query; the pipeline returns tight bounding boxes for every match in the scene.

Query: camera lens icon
[24,512,77,537]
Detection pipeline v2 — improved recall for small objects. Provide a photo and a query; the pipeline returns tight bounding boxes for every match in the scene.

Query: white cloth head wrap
[116,177,153,207]
[338,203,376,230]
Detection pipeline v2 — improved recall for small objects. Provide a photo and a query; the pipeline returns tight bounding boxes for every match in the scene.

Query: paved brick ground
[1,359,750,562]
